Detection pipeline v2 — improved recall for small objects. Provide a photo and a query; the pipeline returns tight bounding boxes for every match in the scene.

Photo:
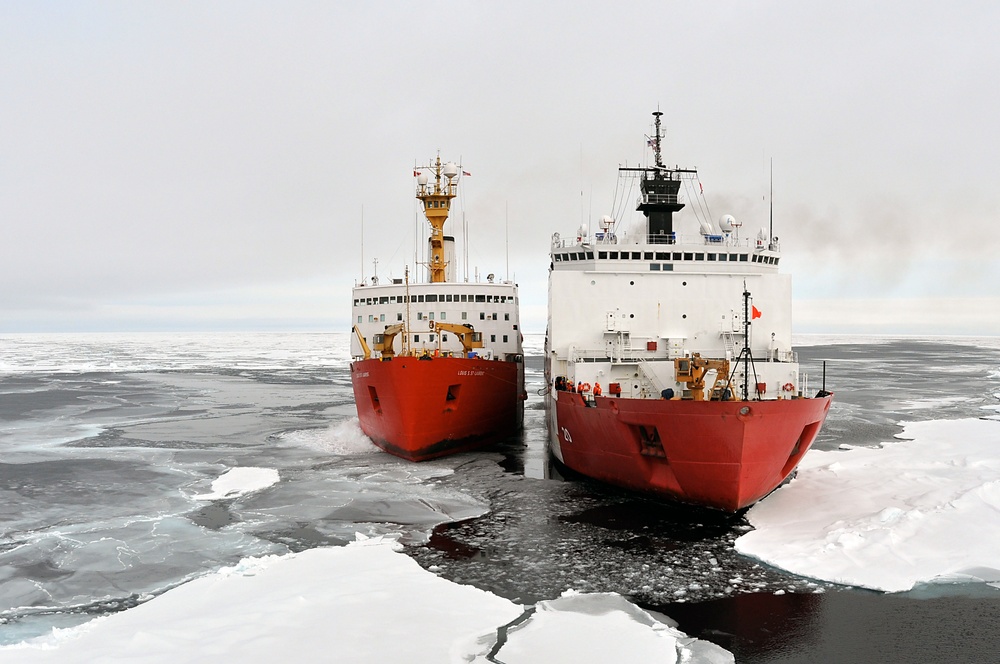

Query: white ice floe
[480,591,733,664]
[2,537,732,663]
[193,467,280,500]
[736,417,1000,592]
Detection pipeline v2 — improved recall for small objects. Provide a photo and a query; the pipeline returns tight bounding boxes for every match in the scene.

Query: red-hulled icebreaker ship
[350,156,525,461]
[545,112,832,511]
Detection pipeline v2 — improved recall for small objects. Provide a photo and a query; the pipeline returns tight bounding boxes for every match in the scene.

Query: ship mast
[620,110,696,244]
[415,155,459,283]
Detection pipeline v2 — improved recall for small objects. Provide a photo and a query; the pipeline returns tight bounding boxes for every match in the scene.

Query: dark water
[406,339,1000,662]
[2,334,999,660]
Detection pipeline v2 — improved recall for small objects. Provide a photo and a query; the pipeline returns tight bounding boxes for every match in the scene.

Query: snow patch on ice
[737,417,1000,592]
[193,467,279,500]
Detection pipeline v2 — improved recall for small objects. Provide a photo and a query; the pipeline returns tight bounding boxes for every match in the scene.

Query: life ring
[782,382,795,392]
[581,382,591,393]
[428,320,435,330]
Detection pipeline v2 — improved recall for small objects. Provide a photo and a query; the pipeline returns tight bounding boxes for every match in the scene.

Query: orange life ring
[581,382,591,393]
[782,382,795,392]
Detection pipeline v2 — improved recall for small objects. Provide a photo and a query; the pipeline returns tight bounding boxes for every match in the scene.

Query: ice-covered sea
[2,332,1000,662]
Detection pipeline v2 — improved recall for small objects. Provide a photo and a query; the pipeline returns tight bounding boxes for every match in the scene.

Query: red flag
[752,305,762,319]
[413,170,420,177]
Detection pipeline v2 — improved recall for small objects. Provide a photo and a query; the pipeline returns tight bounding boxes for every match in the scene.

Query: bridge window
[673,252,682,260]
[379,297,389,304]
[739,254,748,262]
[599,251,608,259]
[695,253,704,261]
[610,251,619,259]
[644,252,653,260]
[632,252,641,259]
[586,251,594,259]
[655,252,668,260]
[719,253,728,261]
[707,253,716,261]
[426,294,438,302]
[476,295,486,302]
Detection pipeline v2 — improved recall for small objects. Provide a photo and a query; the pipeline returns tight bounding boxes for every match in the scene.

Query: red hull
[351,356,524,461]
[552,392,832,511]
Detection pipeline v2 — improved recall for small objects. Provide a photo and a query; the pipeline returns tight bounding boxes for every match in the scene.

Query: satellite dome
[417,172,428,186]
[718,214,736,232]
[443,162,459,179]
[698,218,715,235]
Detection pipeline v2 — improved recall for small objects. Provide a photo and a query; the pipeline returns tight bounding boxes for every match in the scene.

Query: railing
[552,232,760,250]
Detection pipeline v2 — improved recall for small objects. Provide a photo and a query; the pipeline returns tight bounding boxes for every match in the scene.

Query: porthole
[682,314,687,319]
[682,281,687,286]
[629,314,635,318]
[629,280,635,285]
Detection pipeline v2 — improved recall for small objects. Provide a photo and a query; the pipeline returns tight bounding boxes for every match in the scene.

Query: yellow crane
[674,353,736,401]
[352,325,372,360]
[372,323,405,358]
[429,321,484,356]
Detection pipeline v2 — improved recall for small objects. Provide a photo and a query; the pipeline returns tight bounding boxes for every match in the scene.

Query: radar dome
[698,218,715,235]
[718,214,736,232]
[443,162,459,179]
[417,172,428,186]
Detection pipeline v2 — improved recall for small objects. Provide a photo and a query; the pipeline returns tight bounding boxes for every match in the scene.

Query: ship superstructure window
[599,251,608,259]
[663,264,673,271]
[696,253,704,261]
[632,252,641,259]
[707,254,716,261]
[417,312,423,320]
[673,252,682,260]
[462,312,468,320]
[684,253,693,260]
[357,316,362,323]
[610,252,619,259]
[426,294,438,302]
[491,335,496,342]
[429,312,434,320]
[554,254,563,261]
[739,254,748,262]
[440,312,446,319]
[586,251,594,259]
[719,254,728,261]
[480,313,485,320]
[397,313,402,321]
[644,252,653,260]
[504,313,510,320]
[414,334,419,342]
[379,314,385,322]
[656,252,668,260]
[475,295,486,302]
[503,335,508,342]
[379,297,389,304]
[418,295,425,302]
[650,264,660,271]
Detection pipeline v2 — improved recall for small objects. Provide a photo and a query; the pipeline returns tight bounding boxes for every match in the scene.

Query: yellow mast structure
[415,155,459,283]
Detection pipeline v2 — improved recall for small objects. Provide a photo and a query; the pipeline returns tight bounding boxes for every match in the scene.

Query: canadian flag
[752,305,762,320]
[413,170,420,177]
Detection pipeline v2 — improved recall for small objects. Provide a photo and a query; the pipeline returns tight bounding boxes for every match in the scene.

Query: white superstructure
[351,279,522,360]
[546,112,804,406]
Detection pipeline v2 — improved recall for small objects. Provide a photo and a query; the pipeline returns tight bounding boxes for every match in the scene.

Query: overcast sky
[2,1,998,334]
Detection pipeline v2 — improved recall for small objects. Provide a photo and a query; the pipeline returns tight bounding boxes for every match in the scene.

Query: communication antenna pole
[769,158,774,248]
